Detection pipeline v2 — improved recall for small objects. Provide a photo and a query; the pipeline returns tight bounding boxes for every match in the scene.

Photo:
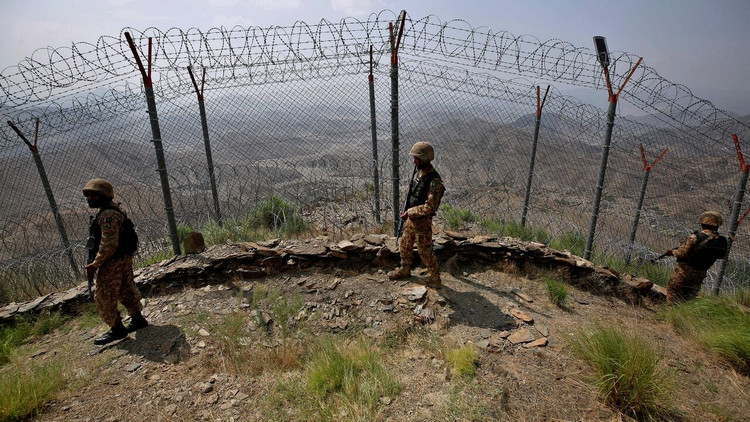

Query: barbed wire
[1,10,748,303]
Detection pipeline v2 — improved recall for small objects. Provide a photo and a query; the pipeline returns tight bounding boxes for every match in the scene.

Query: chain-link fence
[1,10,748,303]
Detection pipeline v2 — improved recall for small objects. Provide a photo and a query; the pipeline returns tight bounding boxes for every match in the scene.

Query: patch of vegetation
[0,361,68,421]
[441,382,501,421]
[248,194,308,236]
[0,313,67,366]
[252,284,304,341]
[660,297,750,375]
[0,265,68,304]
[594,253,672,287]
[214,311,252,375]
[565,324,675,420]
[245,284,306,373]
[379,321,413,351]
[550,231,585,257]
[135,248,173,269]
[631,260,672,287]
[442,204,477,230]
[731,287,750,307]
[445,344,479,378]
[543,276,569,307]
[305,337,401,420]
[264,336,400,421]
[481,218,551,243]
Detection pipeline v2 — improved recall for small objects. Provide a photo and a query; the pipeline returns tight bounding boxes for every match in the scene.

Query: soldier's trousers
[95,255,143,327]
[666,263,707,303]
[399,217,439,275]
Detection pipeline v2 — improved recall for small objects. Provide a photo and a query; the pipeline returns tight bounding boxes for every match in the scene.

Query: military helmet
[82,178,114,199]
[409,141,434,162]
[699,211,723,227]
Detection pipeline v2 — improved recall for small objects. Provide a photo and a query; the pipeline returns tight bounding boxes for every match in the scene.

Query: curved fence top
[2,9,748,141]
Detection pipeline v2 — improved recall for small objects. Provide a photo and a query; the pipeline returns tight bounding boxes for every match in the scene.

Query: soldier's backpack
[679,231,727,271]
[117,213,139,256]
[91,206,139,257]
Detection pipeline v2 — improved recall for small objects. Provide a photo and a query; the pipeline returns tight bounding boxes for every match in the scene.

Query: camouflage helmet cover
[699,211,723,227]
[82,178,114,199]
[409,141,435,162]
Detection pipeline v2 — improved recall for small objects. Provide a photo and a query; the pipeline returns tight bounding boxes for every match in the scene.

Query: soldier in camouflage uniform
[83,179,148,345]
[665,211,728,303]
[388,142,445,287]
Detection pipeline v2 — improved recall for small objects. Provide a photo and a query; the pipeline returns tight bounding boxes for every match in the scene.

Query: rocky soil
[5,234,750,421]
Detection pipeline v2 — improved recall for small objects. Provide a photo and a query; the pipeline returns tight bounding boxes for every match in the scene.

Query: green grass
[543,276,569,307]
[0,313,67,366]
[132,195,310,269]
[264,336,401,421]
[565,324,675,420]
[135,248,173,269]
[550,231,585,257]
[441,204,477,230]
[481,218,551,243]
[445,344,479,378]
[305,337,401,420]
[731,287,750,307]
[251,284,304,340]
[0,265,69,304]
[248,195,309,236]
[0,313,70,420]
[660,297,750,374]
[214,312,251,374]
[593,253,673,287]
[441,382,500,421]
[0,361,68,421]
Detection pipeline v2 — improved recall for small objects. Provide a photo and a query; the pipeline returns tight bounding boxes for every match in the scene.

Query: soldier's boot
[126,312,149,333]
[418,268,441,287]
[93,321,128,345]
[387,265,411,280]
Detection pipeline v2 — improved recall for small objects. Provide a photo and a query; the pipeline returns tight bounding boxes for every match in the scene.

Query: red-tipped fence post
[521,85,549,227]
[390,10,406,236]
[187,65,222,227]
[124,32,181,255]
[7,119,81,282]
[584,36,642,260]
[712,134,748,294]
[625,143,668,264]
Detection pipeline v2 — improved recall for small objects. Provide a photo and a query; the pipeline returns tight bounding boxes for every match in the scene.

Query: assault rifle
[397,165,418,239]
[86,215,96,300]
[650,250,672,263]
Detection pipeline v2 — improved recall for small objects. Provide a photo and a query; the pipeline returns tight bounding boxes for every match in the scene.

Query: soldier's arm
[407,178,444,219]
[672,233,698,259]
[91,209,122,267]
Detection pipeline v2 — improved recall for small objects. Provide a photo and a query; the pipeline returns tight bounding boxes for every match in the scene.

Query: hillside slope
[5,243,749,421]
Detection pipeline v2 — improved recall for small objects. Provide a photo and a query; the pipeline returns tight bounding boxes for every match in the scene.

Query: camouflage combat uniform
[667,229,727,303]
[91,202,142,326]
[398,164,445,278]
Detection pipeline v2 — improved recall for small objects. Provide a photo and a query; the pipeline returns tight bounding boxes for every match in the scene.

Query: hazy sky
[1,0,749,115]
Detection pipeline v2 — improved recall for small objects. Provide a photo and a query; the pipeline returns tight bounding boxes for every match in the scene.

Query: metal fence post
[7,119,81,281]
[712,134,748,294]
[390,11,406,237]
[521,85,549,227]
[125,32,181,255]
[585,99,617,260]
[584,51,642,260]
[368,46,381,224]
[188,65,222,227]
[625,144,668,264]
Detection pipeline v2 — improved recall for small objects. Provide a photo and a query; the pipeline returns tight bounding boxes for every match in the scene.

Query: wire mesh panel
[1,10,748,302]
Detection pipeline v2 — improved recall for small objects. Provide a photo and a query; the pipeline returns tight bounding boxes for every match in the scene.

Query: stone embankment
[0,232,664,324]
